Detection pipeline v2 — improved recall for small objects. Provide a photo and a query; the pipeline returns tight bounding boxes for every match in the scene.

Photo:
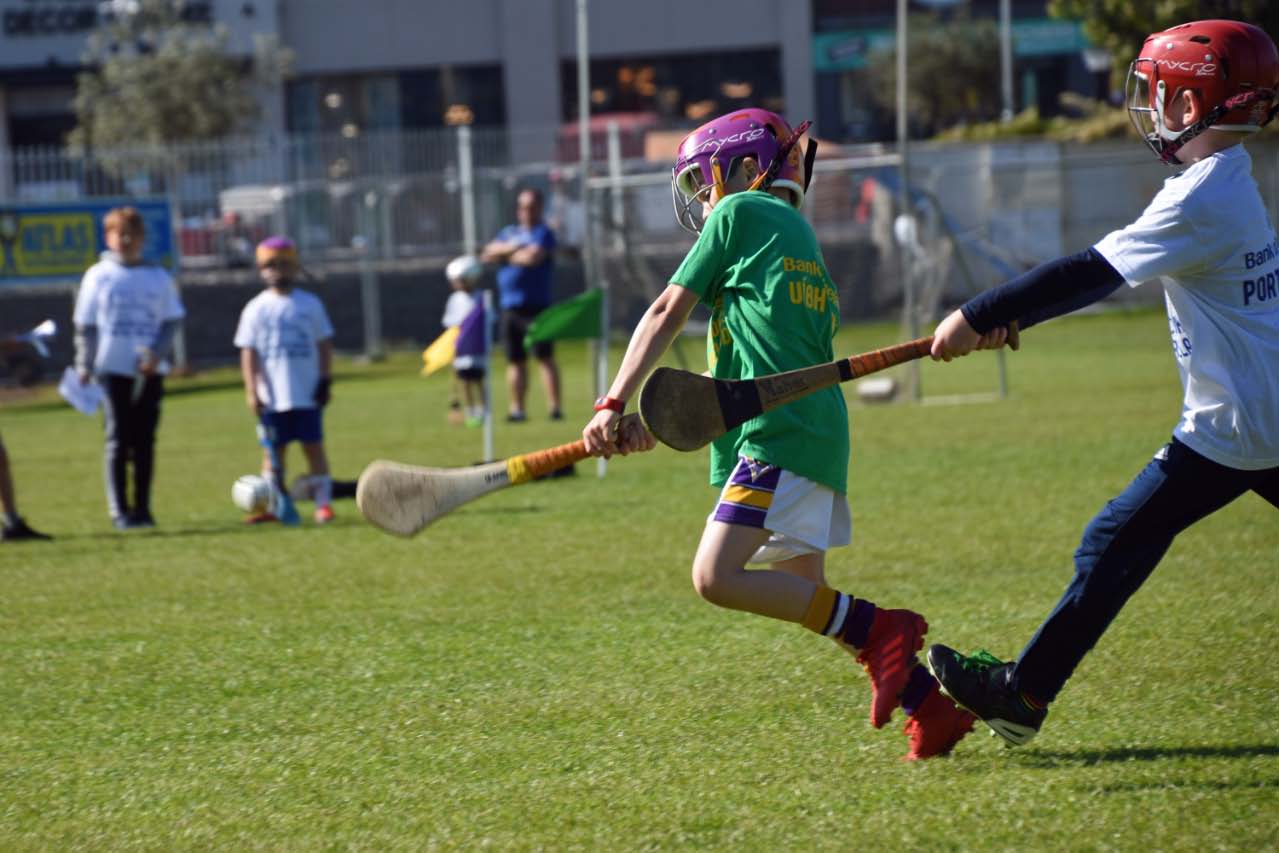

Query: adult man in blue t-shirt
[481,187,563,421]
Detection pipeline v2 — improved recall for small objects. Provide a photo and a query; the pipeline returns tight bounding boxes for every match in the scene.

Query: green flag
[524,288,603,347]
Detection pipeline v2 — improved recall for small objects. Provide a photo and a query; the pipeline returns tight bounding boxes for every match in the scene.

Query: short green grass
[2,309,1276,849]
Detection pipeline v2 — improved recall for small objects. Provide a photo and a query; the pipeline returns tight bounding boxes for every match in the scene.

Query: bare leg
[537,355,562,415]
[301,441,331,510]
[462,379,483,410]
[301,441,330,478]
[448,375,464,424]
[771,550,865,662]
[773,550,826,585]
[691,521,823,623]
[507,360,528,416]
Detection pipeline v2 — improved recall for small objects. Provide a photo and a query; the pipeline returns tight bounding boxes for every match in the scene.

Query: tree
[865,13,1004,139]
[69,0,290,152]
[1048,0,1279,87]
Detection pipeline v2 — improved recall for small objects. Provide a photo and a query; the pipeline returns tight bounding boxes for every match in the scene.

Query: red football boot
[856,608,928,728]
[902,685,976,761]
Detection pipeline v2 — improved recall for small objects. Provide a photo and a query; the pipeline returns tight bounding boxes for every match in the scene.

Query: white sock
[313,474,332,508]
[3,510,19,527]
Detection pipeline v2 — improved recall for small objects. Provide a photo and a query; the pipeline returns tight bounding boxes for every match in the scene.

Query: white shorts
[708,456,851,565]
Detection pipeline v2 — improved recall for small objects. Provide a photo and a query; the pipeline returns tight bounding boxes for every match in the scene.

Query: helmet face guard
[1126,58,1186,163]
[671,157,721,234]
[670,108,813,233]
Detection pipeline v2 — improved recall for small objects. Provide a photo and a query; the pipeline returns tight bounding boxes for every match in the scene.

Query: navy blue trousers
[1012,438,1279,702]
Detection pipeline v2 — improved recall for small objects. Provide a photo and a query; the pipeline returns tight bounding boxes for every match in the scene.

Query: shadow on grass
[455,505,551,516]
[55,519,369,540]
[59,523,255,541]
[1013,743,1279,767]
[1087,776,1279,793]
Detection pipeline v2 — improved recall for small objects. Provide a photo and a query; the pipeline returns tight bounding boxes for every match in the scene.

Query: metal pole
[598,121,625,477]
[379,186,394,260]
[576,0,605,478]
[1000,0,1014,122]
[358,190,383,360]
[896,0,920,400]
[606,120,625,252]
[458,125,477,256]
[165,194,188,372]
[482,288,494,461]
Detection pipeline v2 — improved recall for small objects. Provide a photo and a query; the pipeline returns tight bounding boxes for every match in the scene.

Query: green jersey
[670,191,849,493]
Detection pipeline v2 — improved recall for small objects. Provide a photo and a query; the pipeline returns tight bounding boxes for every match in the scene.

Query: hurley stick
[640,325,1019,452]
[357,440,588,537]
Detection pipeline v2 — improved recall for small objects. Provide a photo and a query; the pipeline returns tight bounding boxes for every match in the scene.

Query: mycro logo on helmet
[1155,58,1217,77]
[690,127,768,156]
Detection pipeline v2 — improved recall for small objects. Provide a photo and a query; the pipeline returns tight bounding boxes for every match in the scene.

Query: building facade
[0,0,1100,155]
[0,0,815,163]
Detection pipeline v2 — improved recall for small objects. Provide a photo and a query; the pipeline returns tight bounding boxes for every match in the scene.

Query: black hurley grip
[715,375,764,433]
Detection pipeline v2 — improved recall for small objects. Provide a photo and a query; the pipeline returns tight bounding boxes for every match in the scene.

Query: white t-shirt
[233,288,335,412]
[1094,146,1279,470]
[73,255,185,377]
[441,289,486,370]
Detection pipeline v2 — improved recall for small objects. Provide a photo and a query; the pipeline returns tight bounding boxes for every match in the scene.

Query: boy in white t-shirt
[73,206,186,530]
[233,236,337,525]
[925,19,1279,747]
[442,254,488,427]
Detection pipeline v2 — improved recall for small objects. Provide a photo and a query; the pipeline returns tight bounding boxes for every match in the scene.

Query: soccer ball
[445,254,484,284]
[231,474,272,514]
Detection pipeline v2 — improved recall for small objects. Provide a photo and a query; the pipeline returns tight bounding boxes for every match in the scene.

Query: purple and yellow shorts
[710,456,851,564]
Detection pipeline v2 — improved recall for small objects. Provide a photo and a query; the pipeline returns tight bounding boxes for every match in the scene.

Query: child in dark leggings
[926,18,1279,746]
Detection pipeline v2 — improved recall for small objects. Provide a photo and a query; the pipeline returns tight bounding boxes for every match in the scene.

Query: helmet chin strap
[747,119,812,194]
[710,156,727,200]
[1156,87,1277,165]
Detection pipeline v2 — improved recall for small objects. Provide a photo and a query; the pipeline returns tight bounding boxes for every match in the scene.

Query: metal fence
[4,127,1279,378]
[4,126,1278,316]
[0,123,650,270]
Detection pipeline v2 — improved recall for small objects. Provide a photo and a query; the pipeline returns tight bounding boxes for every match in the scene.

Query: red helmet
[1127,20,1279,164]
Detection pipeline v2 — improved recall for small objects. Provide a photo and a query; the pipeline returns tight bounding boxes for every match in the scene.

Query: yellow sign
[12,213,97,276]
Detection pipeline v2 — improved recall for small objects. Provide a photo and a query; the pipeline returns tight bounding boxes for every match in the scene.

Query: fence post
[458,125,477,257]
[895,0,921,401]
[482,288,495,463]
[166,159,189,372]
[358,189,383,360]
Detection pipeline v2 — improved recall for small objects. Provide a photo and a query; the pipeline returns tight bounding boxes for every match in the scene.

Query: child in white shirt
[233,236,337,524]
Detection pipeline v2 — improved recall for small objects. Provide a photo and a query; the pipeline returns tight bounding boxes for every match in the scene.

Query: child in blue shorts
[234,236,337,524]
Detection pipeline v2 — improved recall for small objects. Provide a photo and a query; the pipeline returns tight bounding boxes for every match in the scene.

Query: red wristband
[593,396,625,414]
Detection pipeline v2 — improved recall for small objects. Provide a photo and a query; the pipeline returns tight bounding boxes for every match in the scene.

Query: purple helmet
[255,235,298,270]
[671,108,810,233]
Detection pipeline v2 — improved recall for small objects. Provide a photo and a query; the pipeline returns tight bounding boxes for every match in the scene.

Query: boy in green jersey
[583,108,987,759]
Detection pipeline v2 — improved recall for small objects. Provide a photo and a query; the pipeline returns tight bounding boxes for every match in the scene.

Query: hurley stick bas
[640,325,1019,452]
[357,440,588,537]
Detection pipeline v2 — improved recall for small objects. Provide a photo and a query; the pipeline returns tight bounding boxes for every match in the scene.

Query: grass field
[2,309,1277,849]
